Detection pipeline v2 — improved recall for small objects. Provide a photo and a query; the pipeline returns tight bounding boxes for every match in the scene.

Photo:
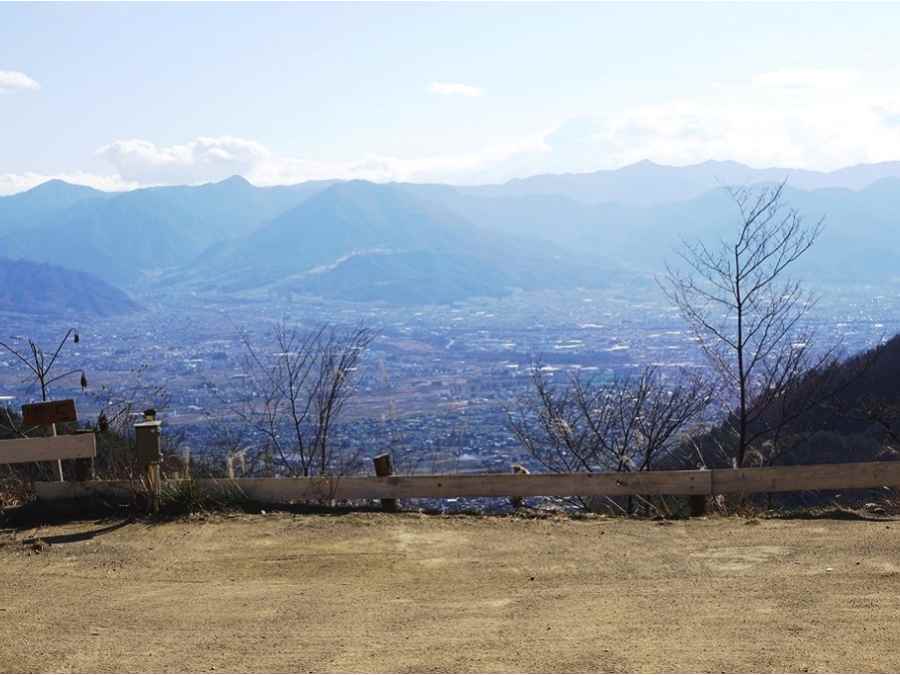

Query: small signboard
[21,399,78,428]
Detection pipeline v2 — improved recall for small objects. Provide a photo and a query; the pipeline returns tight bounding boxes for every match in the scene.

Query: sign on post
[21,399,77,428]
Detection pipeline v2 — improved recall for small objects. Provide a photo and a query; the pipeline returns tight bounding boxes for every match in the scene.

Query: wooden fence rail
[0,433,96,465]
[33,460,900,504]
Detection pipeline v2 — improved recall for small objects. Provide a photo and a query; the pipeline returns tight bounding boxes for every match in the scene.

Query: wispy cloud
[10,67,900,195]
[532,68,900,173]
[2,131,548,194]
[91,132,548,188]
[96,137,270,185]
[428,81,483,97]
[0,70,40,93]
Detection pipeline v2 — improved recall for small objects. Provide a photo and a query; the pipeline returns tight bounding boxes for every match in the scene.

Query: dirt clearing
[2,512,899,673]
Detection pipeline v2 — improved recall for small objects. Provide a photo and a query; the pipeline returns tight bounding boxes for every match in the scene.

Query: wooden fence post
[74,457,94,482]
[688,495,707,517]
[373,453,398,512]
[148,463,161,513]
[510,463,529,509]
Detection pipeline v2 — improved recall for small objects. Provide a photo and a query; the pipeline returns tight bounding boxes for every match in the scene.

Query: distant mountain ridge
[6,158,900,206]
[0,179,112,235]
[3,159,900,304]
[0,176,339,283]
[464,159,900,206]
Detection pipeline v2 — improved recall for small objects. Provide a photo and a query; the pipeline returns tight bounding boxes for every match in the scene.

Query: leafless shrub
[0,328,85,407]
[510,364,710,472]
[233,321,374,477]
[508,364,710,509]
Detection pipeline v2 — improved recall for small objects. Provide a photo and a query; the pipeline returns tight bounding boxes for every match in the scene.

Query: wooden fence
[33,460,900,505]
[0,433,95,465]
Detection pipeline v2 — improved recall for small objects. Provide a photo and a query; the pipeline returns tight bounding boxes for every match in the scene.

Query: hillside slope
[0,258,138,316]
[677,334,900,470]
[0,177,335,284]
[182,180,610,302]
[0,180,111,235]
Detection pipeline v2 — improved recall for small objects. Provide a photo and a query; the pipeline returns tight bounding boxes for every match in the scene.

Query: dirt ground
[2,511,899,673]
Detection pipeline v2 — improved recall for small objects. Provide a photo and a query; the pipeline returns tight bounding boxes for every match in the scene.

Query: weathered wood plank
[33,462,900,504]
[212,470,712,501]
[711,461,900,493]
[0,433,96,465]
[33,471,712,502]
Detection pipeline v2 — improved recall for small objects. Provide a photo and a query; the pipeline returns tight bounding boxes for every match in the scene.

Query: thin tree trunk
[735,244,747,467]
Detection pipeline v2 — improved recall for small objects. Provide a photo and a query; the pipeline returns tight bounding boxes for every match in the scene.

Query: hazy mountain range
[2,159,900,312]
[468,159,900,205]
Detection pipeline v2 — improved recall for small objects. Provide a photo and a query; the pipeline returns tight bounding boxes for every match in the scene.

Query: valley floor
[2,512,899,673]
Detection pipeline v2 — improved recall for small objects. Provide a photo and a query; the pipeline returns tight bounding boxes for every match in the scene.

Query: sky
[3,2,900,194]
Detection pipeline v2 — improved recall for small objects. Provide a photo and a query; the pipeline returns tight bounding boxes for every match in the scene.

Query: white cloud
[0,70,40,93]
[428,81,483,97]
[96,136,270,185]
[9,67,900,195]
[89,132,549,188]
[4,133,541,195]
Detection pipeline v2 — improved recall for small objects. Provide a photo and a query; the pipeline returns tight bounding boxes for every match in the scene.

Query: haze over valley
[9,6,900,674]
[5,1,900,479]
[1,160,897,472]
[5,158,900,309]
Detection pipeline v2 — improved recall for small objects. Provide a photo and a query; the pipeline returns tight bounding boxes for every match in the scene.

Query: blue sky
[3,2,900,193]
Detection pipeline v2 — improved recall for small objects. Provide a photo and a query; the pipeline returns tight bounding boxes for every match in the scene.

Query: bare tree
[0,329,85,437]
[662,181,833,467]
[0,328,86,409]
[0,328,87,482]
[508,364,710,480]
[236,321,374,477]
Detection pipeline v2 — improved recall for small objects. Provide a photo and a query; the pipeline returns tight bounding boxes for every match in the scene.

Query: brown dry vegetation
[2,512,900,673]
